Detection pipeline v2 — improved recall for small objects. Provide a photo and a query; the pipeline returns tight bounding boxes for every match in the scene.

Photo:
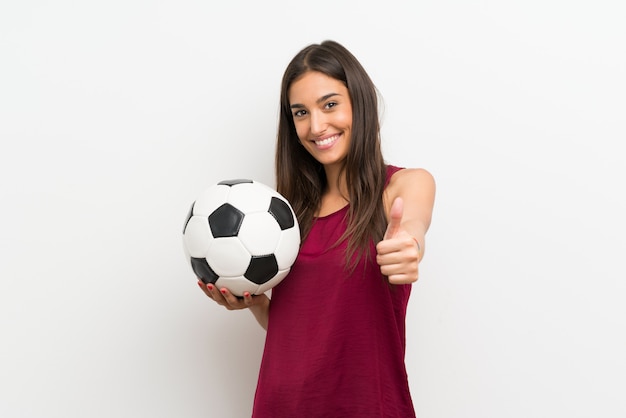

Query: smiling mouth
[313,134,340,147]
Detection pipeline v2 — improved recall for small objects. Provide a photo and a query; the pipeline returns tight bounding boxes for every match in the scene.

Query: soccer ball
[182,179,300,296]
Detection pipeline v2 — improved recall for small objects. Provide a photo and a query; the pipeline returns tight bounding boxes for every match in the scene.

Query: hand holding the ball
[197,281,266,309]
[197,281,270,329]
[376,197,422,285]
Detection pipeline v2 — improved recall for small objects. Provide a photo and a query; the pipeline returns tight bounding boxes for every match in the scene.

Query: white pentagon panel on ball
[256,269,291,294]
[182,235,192,264]
[237,211,281,255]
[266,188,284,201]
[273,224,301,269]
[205,237,251,277]
[215,276,260,296]
[183,216,214,258]
[192,184,231,216]
[227,182,273,214]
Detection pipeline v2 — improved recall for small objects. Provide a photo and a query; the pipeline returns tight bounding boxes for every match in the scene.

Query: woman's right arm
[197,281,270,330]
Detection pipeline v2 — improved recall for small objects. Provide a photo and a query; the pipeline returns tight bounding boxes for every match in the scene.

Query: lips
[313,134,340,149]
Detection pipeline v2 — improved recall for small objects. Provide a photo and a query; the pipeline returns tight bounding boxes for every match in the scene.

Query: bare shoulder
[384,167,436,223]
[387,167,436,197]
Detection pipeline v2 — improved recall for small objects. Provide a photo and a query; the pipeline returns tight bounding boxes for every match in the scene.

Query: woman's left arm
[376,168,436,284]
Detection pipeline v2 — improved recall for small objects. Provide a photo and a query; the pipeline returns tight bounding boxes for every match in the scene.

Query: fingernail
[243,292,251,298]
[220,289,227,294]
[207,284,213,291]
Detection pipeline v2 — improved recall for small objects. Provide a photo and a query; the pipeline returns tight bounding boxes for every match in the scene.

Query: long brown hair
[275,40,387,269]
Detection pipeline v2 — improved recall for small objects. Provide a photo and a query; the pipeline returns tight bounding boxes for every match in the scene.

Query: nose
[309,110,327,136]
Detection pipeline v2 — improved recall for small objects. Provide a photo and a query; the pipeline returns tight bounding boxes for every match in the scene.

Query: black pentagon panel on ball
[190,257,219,285]
[268,197,295,230]
[245,254,279,285]
[218,179,254,186]
[209,203,245,237]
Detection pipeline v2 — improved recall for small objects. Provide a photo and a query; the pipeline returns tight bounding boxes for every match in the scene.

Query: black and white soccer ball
[182,179,300,296]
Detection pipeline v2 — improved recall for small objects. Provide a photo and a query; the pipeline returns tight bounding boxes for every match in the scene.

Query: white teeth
[314,135,338,146]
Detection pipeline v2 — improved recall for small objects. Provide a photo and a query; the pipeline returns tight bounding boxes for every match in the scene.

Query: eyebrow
[290,92,340,109]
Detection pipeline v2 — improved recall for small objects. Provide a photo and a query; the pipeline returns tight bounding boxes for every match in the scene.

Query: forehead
[288,71,348,103]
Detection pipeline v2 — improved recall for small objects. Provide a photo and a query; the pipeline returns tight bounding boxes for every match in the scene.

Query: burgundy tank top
[252,165,415,418]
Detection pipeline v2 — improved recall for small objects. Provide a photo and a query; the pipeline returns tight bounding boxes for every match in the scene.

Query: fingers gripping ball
[182,179,301,296]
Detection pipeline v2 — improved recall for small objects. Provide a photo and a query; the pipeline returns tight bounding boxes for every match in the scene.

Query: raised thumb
[383,197,404,240]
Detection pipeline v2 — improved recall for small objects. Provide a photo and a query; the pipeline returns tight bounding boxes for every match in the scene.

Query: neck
[323,163,348,198]
[315,163,349,217]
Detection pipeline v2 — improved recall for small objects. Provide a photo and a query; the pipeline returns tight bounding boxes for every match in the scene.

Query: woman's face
[288,71,353,169]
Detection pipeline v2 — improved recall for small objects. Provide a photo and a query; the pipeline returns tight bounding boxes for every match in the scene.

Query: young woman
[198,40,436,417]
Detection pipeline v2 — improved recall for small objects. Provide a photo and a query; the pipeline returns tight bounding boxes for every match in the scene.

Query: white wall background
[1,1,624,417]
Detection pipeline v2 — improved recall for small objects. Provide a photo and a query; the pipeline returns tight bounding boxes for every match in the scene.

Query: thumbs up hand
[376,197,421,284]
[383,196,405,240]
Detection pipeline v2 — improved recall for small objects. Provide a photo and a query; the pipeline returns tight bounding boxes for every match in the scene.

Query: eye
[293,109,307,117]
[325,101,338,109]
